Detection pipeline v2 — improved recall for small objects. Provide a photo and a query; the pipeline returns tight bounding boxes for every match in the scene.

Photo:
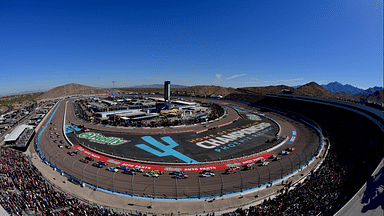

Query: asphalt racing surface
[38,98,320,198]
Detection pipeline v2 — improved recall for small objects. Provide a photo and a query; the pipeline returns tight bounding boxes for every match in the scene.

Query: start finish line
[72,145,272,172]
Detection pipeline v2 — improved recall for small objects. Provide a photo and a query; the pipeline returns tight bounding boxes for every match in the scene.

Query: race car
[85,156,94,161]
[280,151,290,155]
[80,159,89,163]
[67,151,75,156]
[118,166,129,171]
[98,161,108,166]
[225,169,237,174]
[171,171,185,175]
[273,157,282,161]
[261,162,269,166]
[201,170,215,176]
[286,147,295,152]
[258,159,266,163]
[243,164,255,170]
[132,168,145,173]
[93,163,103,168]
[269,155,277,159]
[123,170,136,175]
[145,172,159,178]
[151,170,164,175]
[107,167,119,172]
[175,174,188,179]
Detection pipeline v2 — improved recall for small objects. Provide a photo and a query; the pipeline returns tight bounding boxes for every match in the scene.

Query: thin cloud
[276,78,304,82]
[216,74,223,79]
[226,74,247,80]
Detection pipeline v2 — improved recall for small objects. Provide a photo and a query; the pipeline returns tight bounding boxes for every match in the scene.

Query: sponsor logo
[136,136,198,163]
[78,132,128,145]
[196,123,271,149]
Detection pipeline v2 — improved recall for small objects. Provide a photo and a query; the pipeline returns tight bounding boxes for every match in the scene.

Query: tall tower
[164,81,171,101]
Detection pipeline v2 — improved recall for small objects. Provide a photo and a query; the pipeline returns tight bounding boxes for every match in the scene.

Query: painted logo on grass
[136,136,198,163]
[79,132,128,145]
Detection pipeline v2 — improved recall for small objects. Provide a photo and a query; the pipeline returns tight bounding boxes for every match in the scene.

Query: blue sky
[0,0,382,95]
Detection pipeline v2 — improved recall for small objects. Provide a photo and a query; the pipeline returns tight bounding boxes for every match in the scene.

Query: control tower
[164,81,170,101]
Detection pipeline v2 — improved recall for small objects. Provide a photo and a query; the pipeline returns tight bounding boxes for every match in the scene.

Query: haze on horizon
[0,0,382,95]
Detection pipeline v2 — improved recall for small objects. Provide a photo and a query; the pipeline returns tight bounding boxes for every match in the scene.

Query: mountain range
[320,82,382,96]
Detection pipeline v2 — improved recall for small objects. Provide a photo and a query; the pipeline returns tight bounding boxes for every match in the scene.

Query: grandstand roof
[4,125,33,142]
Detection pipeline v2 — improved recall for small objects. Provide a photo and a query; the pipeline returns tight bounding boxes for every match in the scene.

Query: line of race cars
[69,147,296,178]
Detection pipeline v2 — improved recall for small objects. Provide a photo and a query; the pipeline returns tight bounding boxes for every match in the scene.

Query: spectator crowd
[0,147,131,215]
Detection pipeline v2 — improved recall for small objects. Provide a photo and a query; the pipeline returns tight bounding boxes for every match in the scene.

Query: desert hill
[175,85,240,97]
[37,83,119,100]
[358,89,383,103]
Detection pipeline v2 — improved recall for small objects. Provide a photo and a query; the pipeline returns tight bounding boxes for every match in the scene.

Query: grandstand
[3,124,34,148]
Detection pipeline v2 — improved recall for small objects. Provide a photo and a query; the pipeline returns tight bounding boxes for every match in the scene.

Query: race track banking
[38,98,320,198]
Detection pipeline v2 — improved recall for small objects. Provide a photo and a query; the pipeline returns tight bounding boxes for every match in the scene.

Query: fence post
[175,176,178,199]
[296,154,301,170]
[113,172,116,192]
[153,176,156,197]
[96,168,100,189]
[131,175,134,194]
[62,156,67,170]
[82,164,88,182]
[54,153,60,167]
[255,167,260,197]
[287,157,293,173]
[198,177,201,199]
[277,160,283,179]
[239,170,243,192]
[220,174,224,196]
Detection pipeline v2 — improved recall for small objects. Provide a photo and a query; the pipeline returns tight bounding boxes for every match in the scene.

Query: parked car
[58,144,63,148]
[65,145,71,149]
[67,151,75,156]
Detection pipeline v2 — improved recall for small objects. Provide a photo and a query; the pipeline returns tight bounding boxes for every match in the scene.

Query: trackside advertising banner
[73,145,272,172]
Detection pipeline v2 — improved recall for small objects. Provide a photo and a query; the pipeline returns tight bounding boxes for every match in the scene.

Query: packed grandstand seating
[0,96,382,215]
[0,147,131,215]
